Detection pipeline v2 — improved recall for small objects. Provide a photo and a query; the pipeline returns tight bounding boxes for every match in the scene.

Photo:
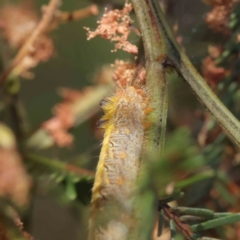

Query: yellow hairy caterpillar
[88,70,153,240]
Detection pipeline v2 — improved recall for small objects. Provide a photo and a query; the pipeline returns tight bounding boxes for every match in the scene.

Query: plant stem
[131,0,240,238]
[0,32,30,141]
[146,62,168,153]
[130,0,169,239]
[190,214,240,232]
[142,0,240,147]
[131,0,169,153]
[0,0,60,85]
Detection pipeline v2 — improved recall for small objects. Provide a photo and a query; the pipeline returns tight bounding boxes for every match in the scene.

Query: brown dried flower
[16,35,54,79]
[0,1,54,78]
[208,45,223,59]
[111,59,146,87]
[42,88,86,147]
[85,2,138,54]
[202,56,226,88]
[112,60,136,86]
[0,1,38,48]
[0,150,31,205]
[204,0,237,35]
[203,0,233,6]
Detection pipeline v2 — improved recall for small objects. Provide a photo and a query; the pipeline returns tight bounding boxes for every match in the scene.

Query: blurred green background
[1,0,227,239]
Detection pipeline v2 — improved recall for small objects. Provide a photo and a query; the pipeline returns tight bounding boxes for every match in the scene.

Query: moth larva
[88,75,152,240]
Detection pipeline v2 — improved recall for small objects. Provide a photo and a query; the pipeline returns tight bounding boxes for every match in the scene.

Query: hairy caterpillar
[88,68,152,240]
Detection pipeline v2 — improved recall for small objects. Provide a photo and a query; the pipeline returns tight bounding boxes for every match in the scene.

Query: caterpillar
[88,66,152,240]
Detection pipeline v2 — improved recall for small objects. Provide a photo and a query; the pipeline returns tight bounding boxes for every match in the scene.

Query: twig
[161,204,193,240]
[1,32,31,140]
[0,0,60,85]
[190,214,240,232]
[129,0,169,238]
[55,5,98,23]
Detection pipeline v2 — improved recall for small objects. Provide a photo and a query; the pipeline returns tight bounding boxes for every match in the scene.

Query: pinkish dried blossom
[112,59,146,87]
[0,1,38,48]
[202,56,226,88]
[0,148,31,206]
[0,1,54,78]
[204,0,238,35]
[208,45,223,58]
[85,3,138,54]
[112,60,136,86]
[42,88,87,147]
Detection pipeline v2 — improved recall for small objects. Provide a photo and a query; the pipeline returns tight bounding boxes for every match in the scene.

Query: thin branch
[0,27,31,140]
[55,5,98,23]
[0,0,60,85]
[129,0,169,239]
[141,0,240,147]
[162,204,193,240]
[130,1,240,239]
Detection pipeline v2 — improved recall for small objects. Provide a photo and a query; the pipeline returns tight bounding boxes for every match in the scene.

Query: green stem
[130,0,169,239]
[190,214,240,232]
[144,0,240,146]
[146,62,168,152]
[132,0,169,153]
[130,1,240,239]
